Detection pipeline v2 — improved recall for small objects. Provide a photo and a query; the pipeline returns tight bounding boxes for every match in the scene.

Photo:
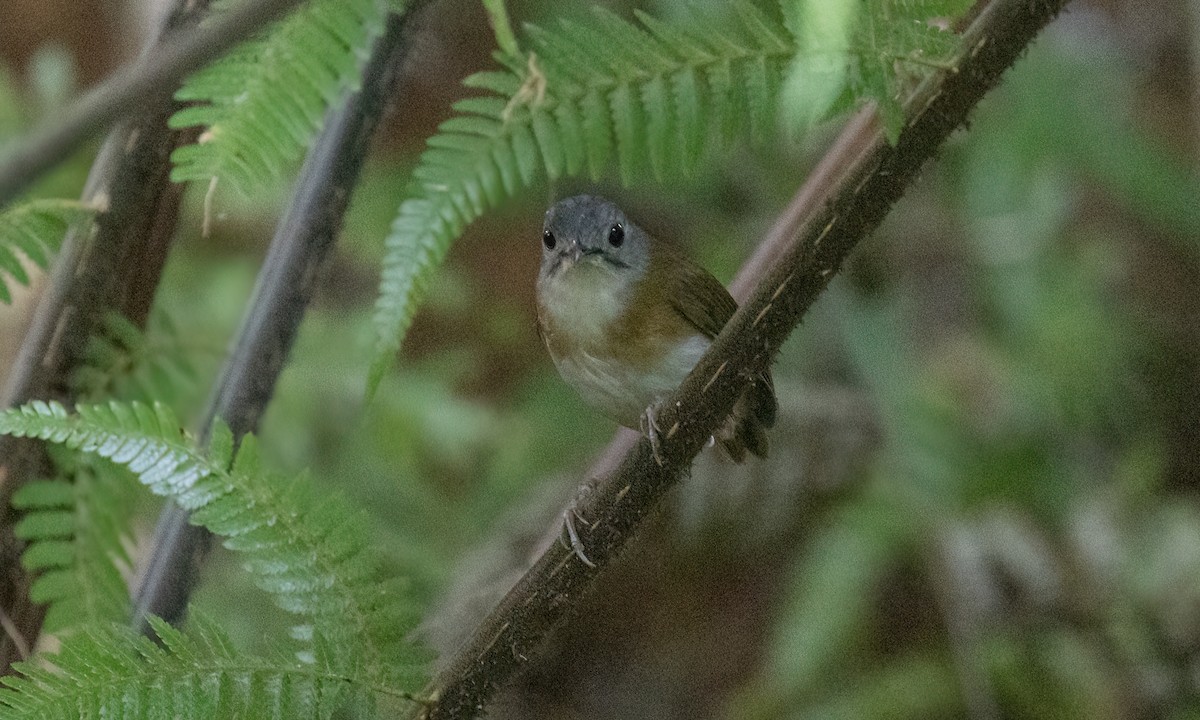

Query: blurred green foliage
[0,0,1198,717]
[729,23,1200,719]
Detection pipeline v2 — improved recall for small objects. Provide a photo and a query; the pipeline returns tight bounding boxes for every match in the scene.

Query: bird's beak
[552,241,603,277]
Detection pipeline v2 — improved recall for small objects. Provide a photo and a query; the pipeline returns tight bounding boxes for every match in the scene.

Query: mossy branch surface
[417,0,1072,717]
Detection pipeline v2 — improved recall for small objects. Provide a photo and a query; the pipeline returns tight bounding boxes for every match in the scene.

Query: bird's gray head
[539,195,651,284]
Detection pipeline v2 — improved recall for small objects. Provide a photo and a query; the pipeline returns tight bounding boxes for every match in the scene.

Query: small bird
[536,194,776,462]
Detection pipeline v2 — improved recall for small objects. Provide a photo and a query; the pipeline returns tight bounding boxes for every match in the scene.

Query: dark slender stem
[0,0,307,209]
[130,5,433,633]
[0,0,216,675]
[418,1,1072,717]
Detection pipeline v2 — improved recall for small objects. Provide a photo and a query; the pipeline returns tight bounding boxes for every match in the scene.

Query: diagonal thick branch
[0,0,307,209]
[418,0,1072,717]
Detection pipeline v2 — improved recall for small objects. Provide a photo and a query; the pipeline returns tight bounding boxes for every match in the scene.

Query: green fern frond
[0,199,96,304]
[168,0,391,195]
[12,459,139,634]
[16,312,198,635]
[794,0,972,138]
[0,401,426,688]
[368,0,967,386]
[72,311,200,403]
[0,614,384,719]
[368,1,795,388]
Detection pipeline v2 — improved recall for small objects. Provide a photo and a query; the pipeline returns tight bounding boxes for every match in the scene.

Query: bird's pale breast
[537,259,708,427]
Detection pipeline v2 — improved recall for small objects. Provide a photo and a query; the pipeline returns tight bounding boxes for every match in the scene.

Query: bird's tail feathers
[715,371,777,463]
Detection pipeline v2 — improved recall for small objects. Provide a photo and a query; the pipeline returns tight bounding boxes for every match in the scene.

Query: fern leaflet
[0,401,426,690]
[0,199,96,303]
[169,0,392,196]
[801,0,974,138]
[71,311,201,404]
[14,310,202,635]
[0,614,396,719]
[12,457,138,634]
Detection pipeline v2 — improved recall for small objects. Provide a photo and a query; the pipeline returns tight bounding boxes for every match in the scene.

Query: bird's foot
[641,404,665,466]
[559,482,597,568]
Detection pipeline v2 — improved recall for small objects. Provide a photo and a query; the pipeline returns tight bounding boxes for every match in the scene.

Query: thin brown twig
[417,0,1072,717]
[0,0,306,208]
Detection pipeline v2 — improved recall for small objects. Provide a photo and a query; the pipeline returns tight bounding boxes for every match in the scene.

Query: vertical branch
[130,3,435,632]
[418,0,1072,717]
[0,0,216,674]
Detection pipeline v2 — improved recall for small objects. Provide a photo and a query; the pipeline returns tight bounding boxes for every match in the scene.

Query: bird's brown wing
[660,247,737,340]
[659,243,778,461]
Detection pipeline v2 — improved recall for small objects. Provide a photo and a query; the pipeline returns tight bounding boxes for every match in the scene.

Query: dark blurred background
[2,0,1199,717]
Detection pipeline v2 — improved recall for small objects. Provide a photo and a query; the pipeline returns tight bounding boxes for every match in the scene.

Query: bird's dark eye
[607,223,625,248]
[542,230,556,250]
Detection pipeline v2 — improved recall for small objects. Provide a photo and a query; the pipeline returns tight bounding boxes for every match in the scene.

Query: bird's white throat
[539,259,630,347]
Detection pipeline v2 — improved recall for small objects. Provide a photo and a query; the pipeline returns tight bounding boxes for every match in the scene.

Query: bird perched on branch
[536,194,776,462]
